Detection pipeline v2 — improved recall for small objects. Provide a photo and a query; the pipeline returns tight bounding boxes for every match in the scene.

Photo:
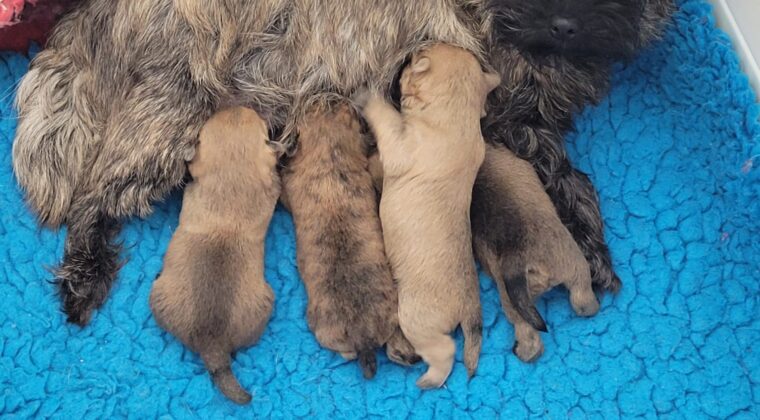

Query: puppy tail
[357,348,378,379]
[505,273,548,333]
[201,350,252,405]
[462,311,483,377]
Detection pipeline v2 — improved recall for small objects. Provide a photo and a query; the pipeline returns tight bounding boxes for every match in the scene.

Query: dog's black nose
[550,17,579,40]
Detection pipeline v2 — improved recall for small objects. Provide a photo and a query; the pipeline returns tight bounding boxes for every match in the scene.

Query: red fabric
[0,0,78,52]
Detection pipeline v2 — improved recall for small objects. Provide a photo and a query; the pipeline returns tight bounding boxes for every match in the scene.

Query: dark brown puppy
[471,143,599,362]
[150,107,279,404]
[281,102,418,379]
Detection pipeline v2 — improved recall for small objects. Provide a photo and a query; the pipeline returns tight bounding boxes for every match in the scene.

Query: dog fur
[481,0,676,297]
[280,102,419,378]
[149,107,278,404]
[12,0,489,325]
[12,0,673,324]
[358,44,499,388]
[472,143,599,362]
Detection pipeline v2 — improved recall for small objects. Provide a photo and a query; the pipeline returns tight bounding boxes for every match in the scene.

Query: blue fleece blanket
[1,1,758,418]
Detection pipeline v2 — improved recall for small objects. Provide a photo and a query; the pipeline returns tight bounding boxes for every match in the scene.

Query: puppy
[358,44,500,388]
[150,107,278,405]
[280,102,419,379]
[483,0,674,297]
[471,143,599,362]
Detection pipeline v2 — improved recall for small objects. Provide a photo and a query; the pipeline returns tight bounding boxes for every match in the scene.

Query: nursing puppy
[280,102,418,379]
[13,0,488,326]
[358,44,500,388]
[472,143,599,362]
[482,0,676,295]
[149,107,278,405]
[13,0,674,326]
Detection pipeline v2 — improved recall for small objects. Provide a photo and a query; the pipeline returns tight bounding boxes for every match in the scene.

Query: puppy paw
[386,327,421,366]
[416,371,446,389]
[591,263,622,294]
[570,289,600,317]
[512,335,544,363]
[351,87,374,109]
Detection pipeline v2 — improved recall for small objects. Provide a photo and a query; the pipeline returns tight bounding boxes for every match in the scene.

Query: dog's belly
[232,0,486,114]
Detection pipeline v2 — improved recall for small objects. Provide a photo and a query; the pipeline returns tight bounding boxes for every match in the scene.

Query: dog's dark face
[490,0,643,60]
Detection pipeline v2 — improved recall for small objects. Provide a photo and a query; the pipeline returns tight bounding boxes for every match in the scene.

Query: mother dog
[13,0,673,328]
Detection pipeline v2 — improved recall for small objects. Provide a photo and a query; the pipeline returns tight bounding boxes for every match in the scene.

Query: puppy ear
[483,71,501,92]
[411,57,431,74]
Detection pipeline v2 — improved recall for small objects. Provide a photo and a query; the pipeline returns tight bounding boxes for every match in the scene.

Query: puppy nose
[550,17,579,40]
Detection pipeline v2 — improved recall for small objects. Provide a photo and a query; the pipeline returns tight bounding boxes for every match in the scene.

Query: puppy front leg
[360,96,412,168]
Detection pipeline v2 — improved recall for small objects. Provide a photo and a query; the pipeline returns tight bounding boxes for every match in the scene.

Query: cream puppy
[357,43,500,388]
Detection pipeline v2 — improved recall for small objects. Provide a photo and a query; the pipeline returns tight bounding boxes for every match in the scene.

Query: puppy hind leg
[497,274,545,363]
[462,302,483,377]
[385,325,421,366]
[409,333,455,389]
[566,260,600,317]
[545,167,620,294]
[503,126,620,295]
[510,315,544,363]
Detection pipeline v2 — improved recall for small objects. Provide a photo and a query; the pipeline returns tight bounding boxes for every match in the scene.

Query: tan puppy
[281,102,419,379]
[471,143,600,362]
[357,44,500,388]
[150,107,279,405]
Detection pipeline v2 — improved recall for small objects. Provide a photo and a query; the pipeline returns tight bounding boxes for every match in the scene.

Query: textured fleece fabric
[0,0,758,418]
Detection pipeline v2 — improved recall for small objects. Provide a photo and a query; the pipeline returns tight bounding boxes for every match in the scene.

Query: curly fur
[480,0,675,294]
[12,0,674,324]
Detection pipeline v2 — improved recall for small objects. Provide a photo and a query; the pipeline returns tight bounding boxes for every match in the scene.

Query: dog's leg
[486,268,544,363]
[385,324,421,366]
[565,259,600,317]
[359,96,413,168]
[407,332,456,389]
[55,70,211,325]
[498,282,544,363]
[55,196,121,326]
[485,124,620,294]
[544,165,620,294]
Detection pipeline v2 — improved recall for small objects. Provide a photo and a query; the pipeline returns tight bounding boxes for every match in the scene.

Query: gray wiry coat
[13,0,489,227]
[11,0,674,326]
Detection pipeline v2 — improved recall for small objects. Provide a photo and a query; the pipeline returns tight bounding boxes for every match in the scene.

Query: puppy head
[400,44,500,111]
[190,107,274,179]
[297,102,366,154]
[489,0,643,60]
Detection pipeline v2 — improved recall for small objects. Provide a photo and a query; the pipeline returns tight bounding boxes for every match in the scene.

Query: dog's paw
[351,87,373,109]
[591,263,622,294]
[416,370,447,389]
[386,327,421,366]
[512,335,544,363]
[58,278,99,326]
[570,287,600,317]
[56,257,118,326]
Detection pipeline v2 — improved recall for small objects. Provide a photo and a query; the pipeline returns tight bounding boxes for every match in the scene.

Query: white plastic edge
[709,0,760,101]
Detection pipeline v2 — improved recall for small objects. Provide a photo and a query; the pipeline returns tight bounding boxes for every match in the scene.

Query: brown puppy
[280,102,418,379]
[150,107,279,405]
[358,44,500,389]
[471,143,600,362]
